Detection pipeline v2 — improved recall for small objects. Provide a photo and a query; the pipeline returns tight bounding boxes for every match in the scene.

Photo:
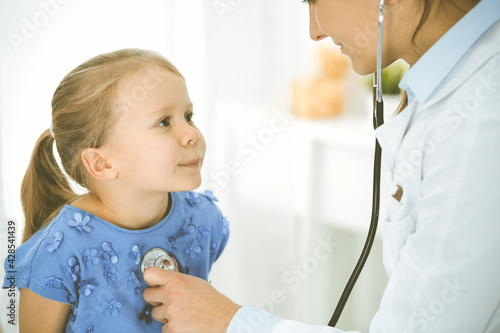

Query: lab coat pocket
[383,208,417,277]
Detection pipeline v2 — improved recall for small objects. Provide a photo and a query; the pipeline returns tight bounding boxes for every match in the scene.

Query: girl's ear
[81,148,118,181]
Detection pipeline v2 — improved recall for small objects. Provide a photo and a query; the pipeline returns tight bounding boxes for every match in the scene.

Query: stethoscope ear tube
[327,0,385,327]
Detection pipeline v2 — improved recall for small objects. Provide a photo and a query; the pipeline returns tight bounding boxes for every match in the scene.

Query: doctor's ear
[81,148,118,181]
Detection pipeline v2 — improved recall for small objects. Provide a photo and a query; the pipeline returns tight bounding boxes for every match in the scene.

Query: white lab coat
[229,14,500,333]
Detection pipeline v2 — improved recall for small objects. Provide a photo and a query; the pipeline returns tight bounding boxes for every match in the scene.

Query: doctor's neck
[402,0,479,65]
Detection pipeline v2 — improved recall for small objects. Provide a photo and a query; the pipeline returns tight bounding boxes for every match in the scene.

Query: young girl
[2,48,229,332]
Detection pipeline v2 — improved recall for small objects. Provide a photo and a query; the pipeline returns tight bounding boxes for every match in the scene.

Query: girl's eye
[185,112,194,123]
[157,117,170,127]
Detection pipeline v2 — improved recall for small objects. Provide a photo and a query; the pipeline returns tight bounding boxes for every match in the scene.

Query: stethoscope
[140,0,386,327]
[327,0,385,327]
[140,248,177,275]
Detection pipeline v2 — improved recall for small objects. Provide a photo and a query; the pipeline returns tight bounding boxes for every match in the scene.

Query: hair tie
[49,124,55,139]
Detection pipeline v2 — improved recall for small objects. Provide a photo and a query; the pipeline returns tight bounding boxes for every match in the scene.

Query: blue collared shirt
[399,0,500,104]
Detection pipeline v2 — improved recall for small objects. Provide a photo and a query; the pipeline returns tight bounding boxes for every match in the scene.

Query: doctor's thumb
[143,266,177,287]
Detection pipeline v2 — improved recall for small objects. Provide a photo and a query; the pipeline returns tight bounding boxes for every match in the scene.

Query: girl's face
[106,66,206,195]
[309,0,417,75]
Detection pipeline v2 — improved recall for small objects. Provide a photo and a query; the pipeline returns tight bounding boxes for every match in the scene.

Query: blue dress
[2,190,229,332]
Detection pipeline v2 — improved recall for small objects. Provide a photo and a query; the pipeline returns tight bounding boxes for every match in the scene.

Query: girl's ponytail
[21,129,78,242]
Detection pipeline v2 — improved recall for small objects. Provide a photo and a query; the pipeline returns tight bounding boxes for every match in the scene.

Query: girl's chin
[185,177,203,192]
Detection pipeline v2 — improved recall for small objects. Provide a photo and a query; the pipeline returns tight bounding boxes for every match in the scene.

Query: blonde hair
[21,48,183,242]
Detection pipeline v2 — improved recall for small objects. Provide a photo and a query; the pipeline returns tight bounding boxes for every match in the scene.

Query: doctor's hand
[143,267,242,333]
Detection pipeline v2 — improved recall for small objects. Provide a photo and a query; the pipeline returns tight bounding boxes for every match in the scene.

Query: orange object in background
[292,46,351,118]
[316,46,350,79]
[292,78,344,118]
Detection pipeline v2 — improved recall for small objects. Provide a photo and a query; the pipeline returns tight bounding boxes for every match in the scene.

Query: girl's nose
[309,5,327,41]
[180,121,200,147]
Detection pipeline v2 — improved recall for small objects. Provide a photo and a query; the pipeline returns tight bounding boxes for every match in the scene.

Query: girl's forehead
[112,66,188,121]
[118,65,175,91]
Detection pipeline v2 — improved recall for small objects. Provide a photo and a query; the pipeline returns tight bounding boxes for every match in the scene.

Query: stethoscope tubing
[327,0,385,327]
[328,99,384,327]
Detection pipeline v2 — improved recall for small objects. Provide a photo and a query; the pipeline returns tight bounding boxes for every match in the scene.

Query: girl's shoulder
[27,205,93,243]
[173,191,229,266]
[176,190,221,212]
[10,205,104,271]
[175,190,227,227]
[17,205,76,250]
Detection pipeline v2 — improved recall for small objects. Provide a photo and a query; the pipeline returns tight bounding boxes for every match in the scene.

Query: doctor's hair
[21,48,183,243]
[394,0,480,114]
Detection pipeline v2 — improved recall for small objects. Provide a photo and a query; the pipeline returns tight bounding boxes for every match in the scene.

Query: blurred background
[0,0,407,332]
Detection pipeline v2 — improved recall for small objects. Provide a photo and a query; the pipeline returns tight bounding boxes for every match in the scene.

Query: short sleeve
[212,215,229,263]
[2,223,74,304]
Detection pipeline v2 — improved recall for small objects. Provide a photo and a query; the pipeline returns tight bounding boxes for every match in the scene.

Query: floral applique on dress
[210,242,218,257]
[103,263,117,284]
[68,294,77,321]
[83,249,100,268]
[203,190,219,202]
[186,192,202,206]
[44,232,63,252]
[101,242,118,263]
[134,286,144,295]
[167,235,179,249]
[68,213,92,232]
[42,277,63,292]
[139,304,154,325]
[185,239,202,259]
[182,217,196,235]
[130,245,141,265]
[102,299,122,316]
[197,225,210,245]
[67,257,81,282]
[78,280,96,296]
[185,263,191,275]
[121,271,140,288]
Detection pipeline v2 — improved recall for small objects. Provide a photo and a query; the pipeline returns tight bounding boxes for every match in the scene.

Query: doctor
[143,0,500,331]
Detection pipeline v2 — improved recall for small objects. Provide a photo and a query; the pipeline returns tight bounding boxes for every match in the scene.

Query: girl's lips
[180,159,200,167]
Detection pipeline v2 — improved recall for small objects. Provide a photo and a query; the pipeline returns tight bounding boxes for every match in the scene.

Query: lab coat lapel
[375,101,417,175]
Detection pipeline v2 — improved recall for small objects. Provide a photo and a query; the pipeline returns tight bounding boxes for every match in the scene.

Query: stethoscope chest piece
[140,248,177,276]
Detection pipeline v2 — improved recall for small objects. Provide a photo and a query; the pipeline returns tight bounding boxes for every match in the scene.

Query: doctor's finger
[142,286,165,306]
[143,266,178,287]
[150,304,169,324]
